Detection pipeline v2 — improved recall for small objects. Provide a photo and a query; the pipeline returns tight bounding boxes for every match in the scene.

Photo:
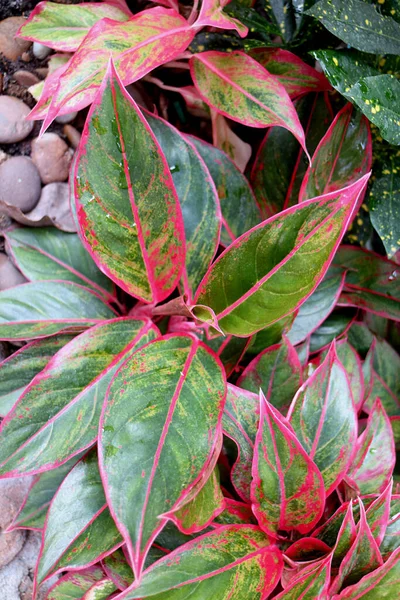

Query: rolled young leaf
[112,525,282,600]
[74,62,185,304]
[0,281,116,341]
[17,1,130,52]
[99,334,226,577]
[144,112,221,302]
[251,392,325,538]
[190,51,308,156]
[5,227,115,302]
[0,318,159,477]
[36,7,195,127]
[193,175,370,336]
[288,343,358,495]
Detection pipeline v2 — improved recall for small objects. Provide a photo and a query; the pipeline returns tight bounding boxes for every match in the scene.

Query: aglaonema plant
[0,0,399,598]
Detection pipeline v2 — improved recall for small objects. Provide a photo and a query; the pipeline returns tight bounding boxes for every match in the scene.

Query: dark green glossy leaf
[309,310,354,353]
[238,336,302,413]
[0,334,74,417]
[288,343,357,495]
[247,315,293,357]
[187,134,260,247]
[145,114,220,301]
[369,155,400,258]
[363,337,400,416]
[74,62,185,304]
[250,93,332,219]
[5,227,115,301]
[37,451,122,584]
[312,48,378,98]
[99,334,226,576]
[0,318,158,476]
[0,281,115,341]
[307,0,400,55]
[193,177,369,336]
[113,526,283,600]
[347,321,374,357]
[206,333,252,377]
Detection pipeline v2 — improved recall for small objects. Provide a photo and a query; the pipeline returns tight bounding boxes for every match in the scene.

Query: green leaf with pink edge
[36,451,122,588]
[144,112,221,303]
[193,176,370,337]
[29,58,70,120]
[330,500,383,595]
[17,1,130,52]
[39,7,195,128]
[193,0,248,38]
[237,335,302,414]
[189,50,308,155]
[74,63,185,304]
[380,495,400,560]
[250,93,332,219]
[321,338,364,412]
[99,334,226,578]
[363,338,400,416]
[0,318,158,477]
[274,555,332,600]
[251,392,325,539]
[167,467,225,535]
[44,566,106,600]
[212,499,255,527]
[332,502,357,566]
[365,479,393,546]
[222,384,259,502]
[102,548,134,591]
[206,333,253,377]
[0,281,116,342]
[107,525,283,600]
[332,546,400,599]
[186,134,260,248]
[299,103,372,203]
[249,47,331,99]
[288,342,358,496]
[347,398,396,495]
[335,246,400,321]
[284,537,331,564]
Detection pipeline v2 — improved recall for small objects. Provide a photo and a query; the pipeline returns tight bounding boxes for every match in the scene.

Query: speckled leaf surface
[369,155,400,258]
[222,384,259,502]
[193,176,369,336]
[250,93,332,219]
[194,0,248,37]
[74,64,185,303]
[333,546,400,599]
[5,228,115,302]
[312,50,378,100]
[274,555,332,599]
[0,318,158,477]
[238,336,302,413]
[37,452,122,585]
[250,47,330,99]
[17,1,130,52]
[347,399,395,495]
[0,334,74,417]
[251,394,325,538]
[83,578,117,600]
[0,281,115,341]
[299,103,372,202]
[288,343,357,495]
[190,51,308,154]
[287,269,345,346]
[113,526,282,600]
[45,566,106,600]
[330,500,383,594]
[335,246,400,321]
[144,113,220,302]
[363,338,400,416]
[38,7,195,125]
[187,134,260,247]
[99,334,226,577]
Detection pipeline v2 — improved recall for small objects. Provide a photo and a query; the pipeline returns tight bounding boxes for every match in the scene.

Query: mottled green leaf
[99,335,226,576]
[0,318,158,476]
[307,0,400,55]
[288,343,357,495]
[274,555,332,599]
[45,567,106,600]
[369,155,400,258]
[17,1,130,52]
[144,113,220,301]
[187,134,260,247]
[5,227,115,301]
[0,281,115,341]
[365,480,393,546]
[102,548,134,591]
[74,63,185,304]
[194,177,369,336]
[333,502,357,564]
[113,526,282,600]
